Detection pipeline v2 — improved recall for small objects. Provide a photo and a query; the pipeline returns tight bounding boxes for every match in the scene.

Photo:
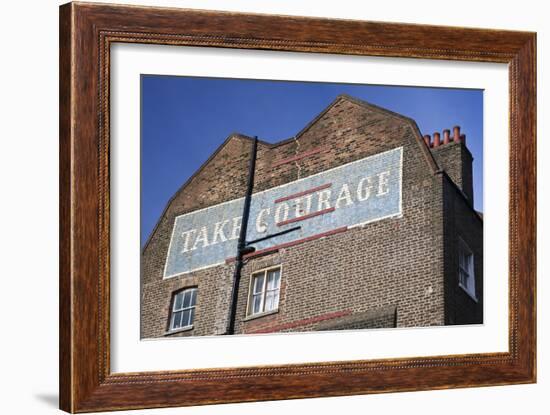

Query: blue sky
[141,76,483,247]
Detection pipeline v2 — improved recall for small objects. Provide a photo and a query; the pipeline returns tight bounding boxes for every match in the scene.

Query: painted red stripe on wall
[274,183,332,204]
[246,310,353,334]
[276,207,335,227]
[225,226,348,263]
[271,146,328,167]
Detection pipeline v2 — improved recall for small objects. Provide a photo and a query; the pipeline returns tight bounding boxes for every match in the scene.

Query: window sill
[164,325,194,336]
[458,283,478,303]
[244,309,279,322]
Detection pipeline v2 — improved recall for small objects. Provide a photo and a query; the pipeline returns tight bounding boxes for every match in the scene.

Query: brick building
[141,94,483,339]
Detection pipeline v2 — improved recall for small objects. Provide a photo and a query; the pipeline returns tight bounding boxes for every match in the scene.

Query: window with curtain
[248,267,281,316]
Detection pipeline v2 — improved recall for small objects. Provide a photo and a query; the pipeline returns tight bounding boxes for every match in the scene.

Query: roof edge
[142,94,441,252]
[334,94,440,173]
[142,132,262,252]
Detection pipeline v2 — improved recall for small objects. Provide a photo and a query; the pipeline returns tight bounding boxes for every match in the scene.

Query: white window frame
[246,266,282,317]
[169,287,197,332]
[458,238,477,301]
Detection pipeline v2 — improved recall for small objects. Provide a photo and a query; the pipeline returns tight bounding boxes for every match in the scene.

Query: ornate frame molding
[60,2,536,412]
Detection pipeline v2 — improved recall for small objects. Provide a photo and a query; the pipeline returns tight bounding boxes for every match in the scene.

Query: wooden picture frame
[59,2,536,412]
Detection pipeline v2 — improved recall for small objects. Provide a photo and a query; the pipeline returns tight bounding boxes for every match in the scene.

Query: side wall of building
[442,174,484,325]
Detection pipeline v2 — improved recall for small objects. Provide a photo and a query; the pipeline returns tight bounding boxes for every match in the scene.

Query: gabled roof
[142,94,439,251]
[291,94,438,171]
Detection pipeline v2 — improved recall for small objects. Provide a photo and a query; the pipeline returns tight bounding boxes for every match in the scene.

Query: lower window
[248,267,281,316]
[458,238,477,300]
[169,287,197,331]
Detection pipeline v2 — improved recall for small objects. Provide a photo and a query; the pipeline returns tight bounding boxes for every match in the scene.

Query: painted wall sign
[164,147,403,278]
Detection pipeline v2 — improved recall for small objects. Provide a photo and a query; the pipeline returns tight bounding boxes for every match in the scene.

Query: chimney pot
[433,132,441,147]
[460,134,466,146]
[423,134,432,147]
[443,129,450,144]
[453,126,461,142]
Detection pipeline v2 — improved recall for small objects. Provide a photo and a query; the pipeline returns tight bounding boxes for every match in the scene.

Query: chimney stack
[423,134,431,147]
[453,126,461,143]
[428,125,473,204]
[433,132,441,147]
[443,129,451,145]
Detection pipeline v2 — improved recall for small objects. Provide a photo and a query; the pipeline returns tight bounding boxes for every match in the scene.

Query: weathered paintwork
[164,147,403,277]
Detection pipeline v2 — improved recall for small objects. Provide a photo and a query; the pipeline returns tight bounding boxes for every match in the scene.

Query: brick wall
[315,306,397,331]
[432,141,474,204]
[441,173,484,325]
[141,94,482,339]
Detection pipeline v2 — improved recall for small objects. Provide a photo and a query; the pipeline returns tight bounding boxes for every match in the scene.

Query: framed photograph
[59,2,536,412]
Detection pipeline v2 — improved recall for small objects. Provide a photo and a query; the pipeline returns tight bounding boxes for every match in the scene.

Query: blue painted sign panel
[164,147,403,278]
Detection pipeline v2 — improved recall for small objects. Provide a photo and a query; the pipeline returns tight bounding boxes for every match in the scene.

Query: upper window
[458,239,477,300]
[169,287,197,331]
[248,267,281,316]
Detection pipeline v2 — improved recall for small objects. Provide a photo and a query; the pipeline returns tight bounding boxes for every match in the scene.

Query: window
[458,239,477,300]
[248,267,281,316]
[169,287,197,331]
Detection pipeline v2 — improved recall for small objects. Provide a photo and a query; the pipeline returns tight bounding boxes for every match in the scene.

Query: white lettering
[229,216,242,240]
[317,189,332,211]
[211,220,229,244]
[294,194,313,217]
[304,194,313,215]
[357,177,373,201]
[180,229,196,253]
[335,183,354,209]
[256,208,270,233]
[191,226,210,250]
[294,198,305,218]
[275,203,290,224]
[377,171,391,196]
